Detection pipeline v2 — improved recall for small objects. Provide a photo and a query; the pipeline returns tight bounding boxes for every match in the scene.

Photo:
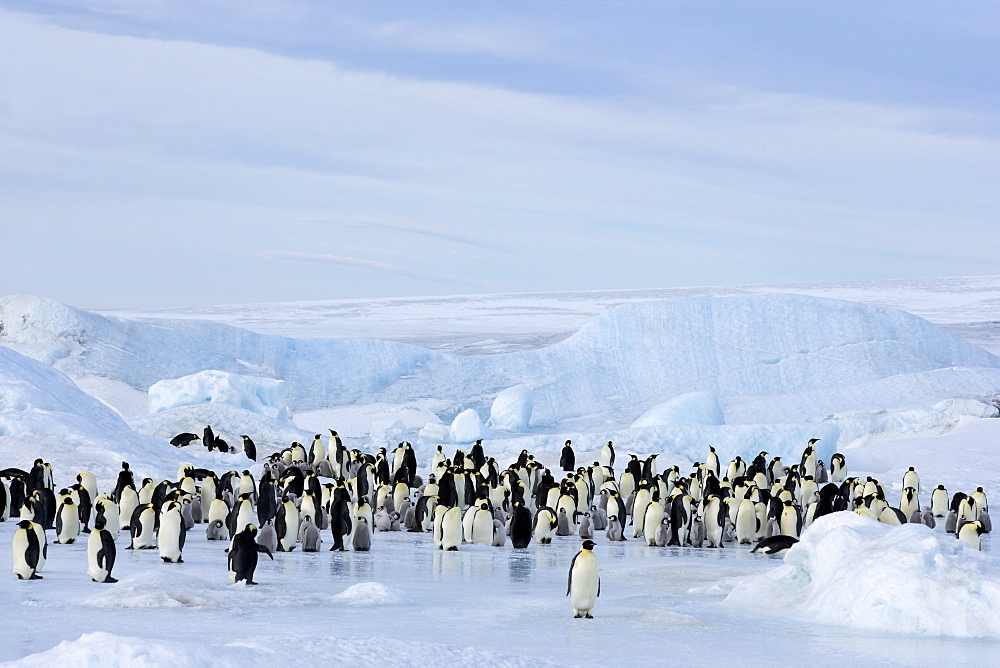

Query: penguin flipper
[256,544,274,559]
[598,578,601,597]
[566,552,580,596]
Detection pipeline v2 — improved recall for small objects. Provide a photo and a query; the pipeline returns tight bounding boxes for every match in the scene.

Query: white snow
[630,391,725,428]
[727,512,1000,638]
[488,385,534,432]
[148,370,290,421]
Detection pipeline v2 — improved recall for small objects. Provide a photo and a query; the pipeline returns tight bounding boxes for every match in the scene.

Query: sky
[0,1,997,309]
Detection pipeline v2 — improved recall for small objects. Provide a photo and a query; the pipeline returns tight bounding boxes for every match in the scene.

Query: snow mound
[149,370,290,420]
[726,511,1000,638]
[331,582,403,606]
[6,632,242,668]
[488,385,533,432]
[450,408,488,444]
[83,572,227,609]
[630,391,724,428]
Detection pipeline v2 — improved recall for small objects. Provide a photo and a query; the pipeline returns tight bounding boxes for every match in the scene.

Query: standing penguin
[158,501,186,563]
[567,540,600,618]
[509,503,532,549]
[256,519,278,553]
[276,497,300,552]
[298,516,322,552]
[440,507,463,551]
[607,515,626,542]
[56,495,81,544]
[328,491,353,552]
[560,440,576,473]
[352,517,372,552]
[87,514,118,583]
[600,441,616,469]
[12,520,45,580]
[241,435,257,462]
[129,504,157,549]
[229,525,273,585]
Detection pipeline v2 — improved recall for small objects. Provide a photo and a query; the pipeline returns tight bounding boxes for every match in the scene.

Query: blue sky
[1,1,997,308]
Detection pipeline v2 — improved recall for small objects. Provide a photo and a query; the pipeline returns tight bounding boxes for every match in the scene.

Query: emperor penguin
[432,504,449,549]
[241,435,257,462]
[94,497,120,539]
[206,519,226,541]
[600,441,616,469]
[578,513,594,540]
[705,446,720,478]
[441,506,463,551]
[735,491,758,545]
[129,504,157,549]
[229,525,273,585]
[703,495,726,548]
[567,540,600,618]
[555,508,573,537]
[56,496,81,544]
[899,488,920,520]
[958,520,986,551]
[631,485,652,538]
[778,500,802,539]
[560,440,576,472]
[87,514,118,583]
[829,453,846,483]
[328,490,353,552]
[642,493,665,547]
[276,497,300,552]
[470,503,493,545]
[606,515,626,542]
[77,472,99,508]
[931,485,949,517]
[200,475,218,523]
[233,494,256,536]
[158,500,186,563]
[352,517,372,551]
[533,507,557,544]
[13,520,45,580]
[752,535,798,555]
[256,519,278,553]
[298,516,322,552]
[509,503,532,549]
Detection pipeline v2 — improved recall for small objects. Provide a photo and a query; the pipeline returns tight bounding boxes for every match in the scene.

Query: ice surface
[4,293,999,455]
[630,391,725,428]
[727,512,1000,638]
[148,370,290,421]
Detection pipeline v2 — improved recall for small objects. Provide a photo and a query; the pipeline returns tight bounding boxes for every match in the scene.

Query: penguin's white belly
[87,530,108,581]
[441,508,463,550]
[471,511,493,545]
[570,552,599,614]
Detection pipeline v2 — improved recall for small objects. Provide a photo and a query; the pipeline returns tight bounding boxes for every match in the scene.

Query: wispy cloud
[254,251,503,290]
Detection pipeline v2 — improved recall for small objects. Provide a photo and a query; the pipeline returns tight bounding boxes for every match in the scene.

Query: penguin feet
[585,613,593,619]
[574,614,582,618]
[104,577,118,584]
[30,574,43,580]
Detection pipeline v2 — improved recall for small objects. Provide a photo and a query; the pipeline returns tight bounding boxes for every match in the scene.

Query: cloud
[0,6,996,308]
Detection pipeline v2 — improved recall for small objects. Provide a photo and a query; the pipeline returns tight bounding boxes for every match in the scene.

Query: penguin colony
[1,432,991,617]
